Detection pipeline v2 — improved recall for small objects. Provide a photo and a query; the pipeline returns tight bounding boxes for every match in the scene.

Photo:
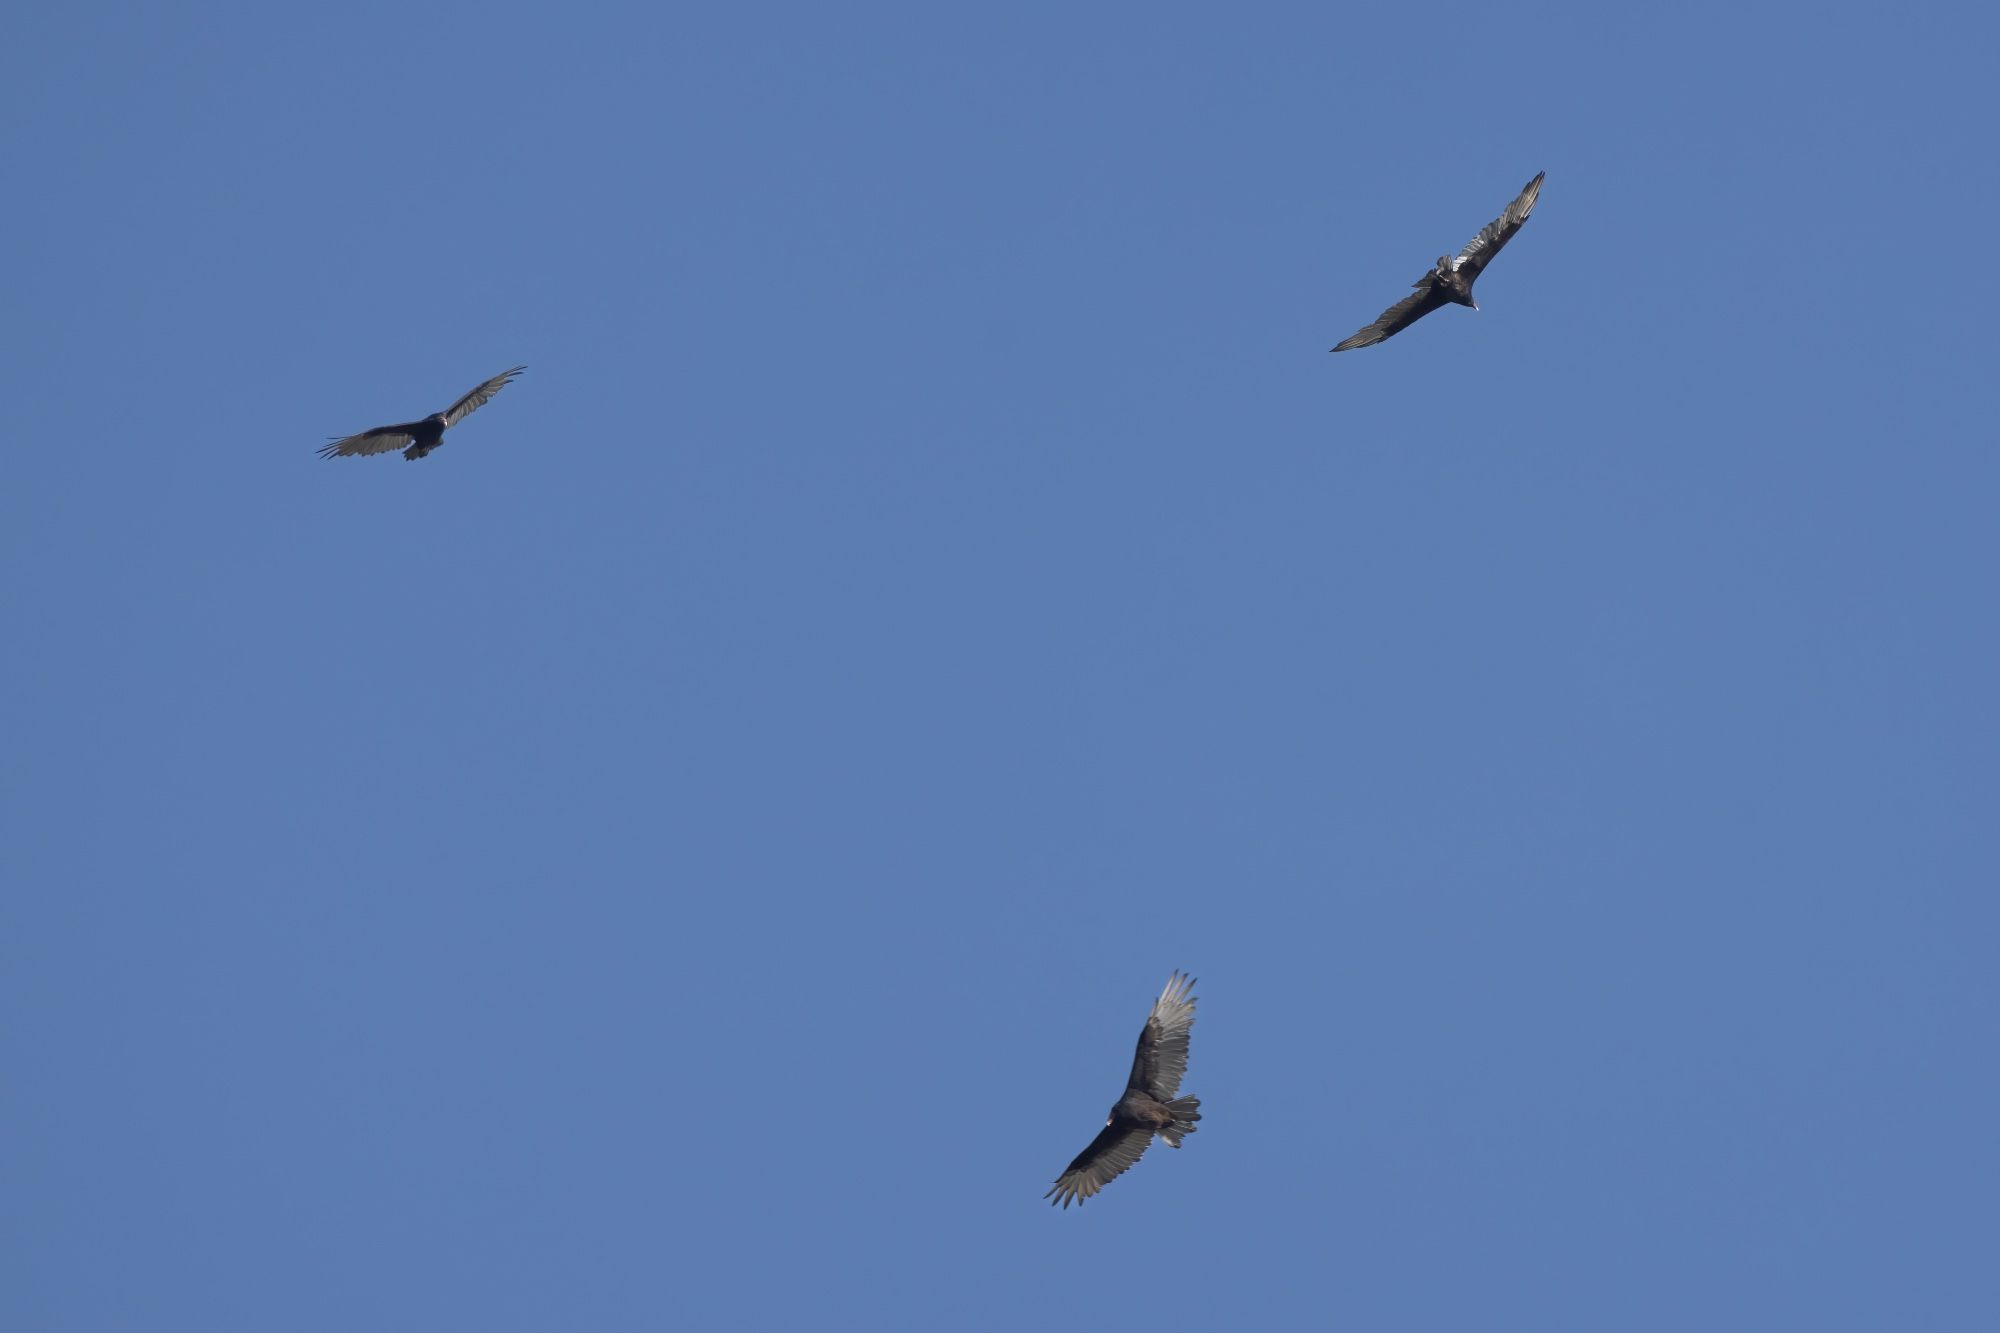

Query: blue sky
[3,2,1996,1328]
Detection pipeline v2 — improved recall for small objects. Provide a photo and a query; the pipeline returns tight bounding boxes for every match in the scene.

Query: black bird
[318,366,526,460]
[1331,172,1544,352]
[1046,972,1202,1209]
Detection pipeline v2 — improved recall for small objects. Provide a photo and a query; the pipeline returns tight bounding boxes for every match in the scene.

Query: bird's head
[425,412,447,426]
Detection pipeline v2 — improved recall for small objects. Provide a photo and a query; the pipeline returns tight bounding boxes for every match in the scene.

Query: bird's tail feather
[1158,1095,1202,1148]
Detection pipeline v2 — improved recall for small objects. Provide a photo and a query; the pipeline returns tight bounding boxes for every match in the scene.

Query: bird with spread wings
[1332,172,1544,352]
[318,366,526,460]
[1046,972,1202,1209]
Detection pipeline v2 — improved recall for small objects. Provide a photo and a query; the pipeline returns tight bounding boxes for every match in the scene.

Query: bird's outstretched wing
[1452,172,1544,282]
[1331,283,1452,352]
[441,365,526,428]
[1046,1123,1155,1209]
[1127,971,1197,1100]
[317,424,420,459]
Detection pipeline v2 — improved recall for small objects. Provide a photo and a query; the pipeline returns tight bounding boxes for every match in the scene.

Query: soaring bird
[1331,172,1544,352]
[1046,972,1202,1209]
[318,366,526,460]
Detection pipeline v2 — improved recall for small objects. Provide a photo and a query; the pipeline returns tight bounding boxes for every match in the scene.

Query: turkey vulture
[1046,972,1202,1209]
[317,366,526,460]
[1331,172,1544,352]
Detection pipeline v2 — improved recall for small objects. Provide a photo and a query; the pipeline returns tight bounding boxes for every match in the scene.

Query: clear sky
[3,2,1995,1329]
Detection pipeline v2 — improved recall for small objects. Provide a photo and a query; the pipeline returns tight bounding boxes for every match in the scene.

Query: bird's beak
[1471,299,1480,311]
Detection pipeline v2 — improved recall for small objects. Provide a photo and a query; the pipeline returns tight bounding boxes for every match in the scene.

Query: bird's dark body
[1111,1091,1175,1131]
[401,414,449,460]
[1427,257,1477,308]
[1331,172,1544,352]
